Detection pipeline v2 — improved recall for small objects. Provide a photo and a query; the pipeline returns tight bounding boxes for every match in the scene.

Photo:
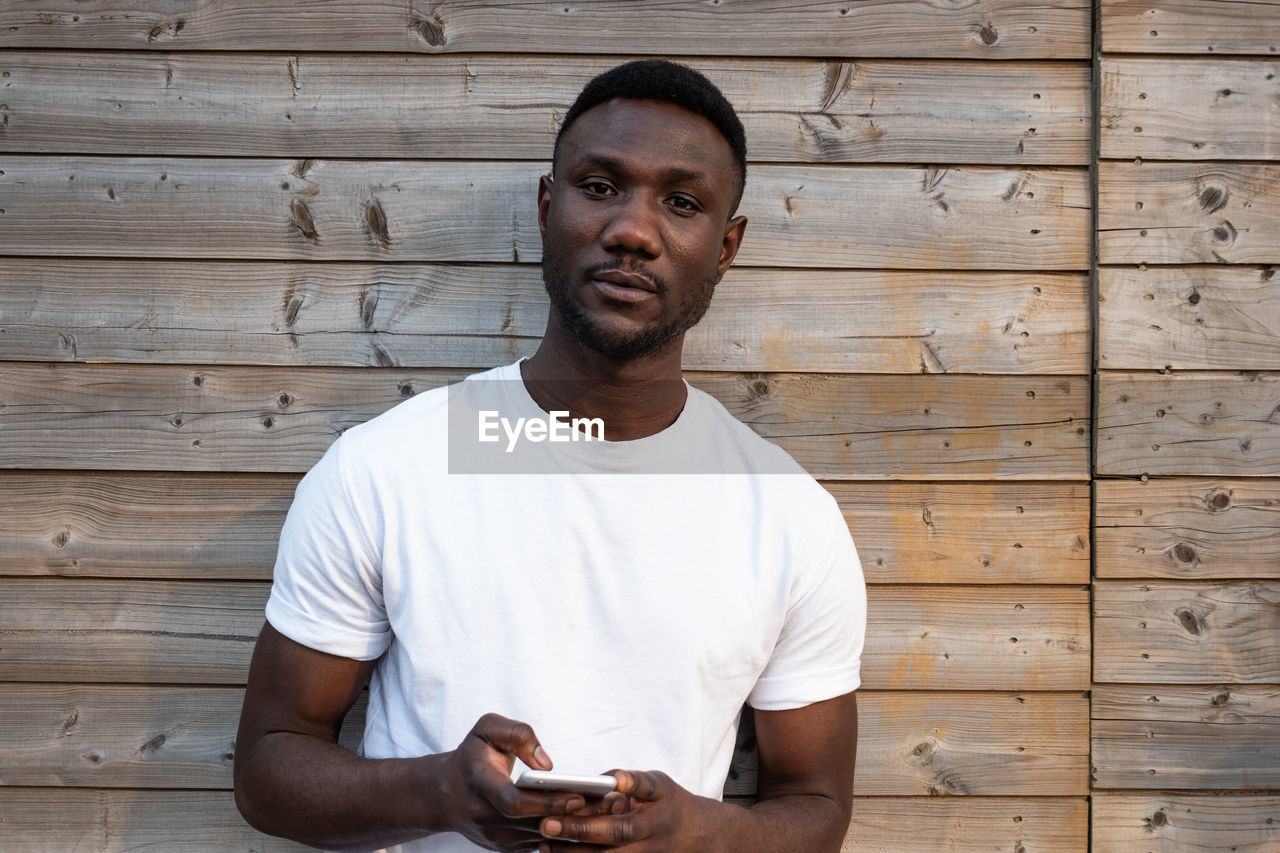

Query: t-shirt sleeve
[264,436,391,661]
[748,490,867,711]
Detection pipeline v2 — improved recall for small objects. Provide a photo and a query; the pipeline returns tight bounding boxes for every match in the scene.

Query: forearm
[705,792,849,853]
[235,731,450,851]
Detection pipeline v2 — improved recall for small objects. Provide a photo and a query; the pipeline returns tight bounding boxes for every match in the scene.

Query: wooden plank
[0,788,311,852]
[0,686,1088,795]
[0,472,297,579]
[0,157,1091,270]
[1096,478,1280,580]
[0,789,1088,852]
[830,482,1091,584]
[0,580,1090,690]
[1098,266,1280,371]
[1101,59,1280,160]
[0,1,1092,58]
[1097,373,1280,477]
[1093,794,1280,851]
[0,260,1092,374]
[843,797,1087,852]
[1099,162,1280,266]
[1094,582,1280,683]
[1102,0,1280,55]
[0,468,294,581]
[0,53,1091,165]
[0,365,1091,478]
[1092,686,1280,789]
[0,475,1091,583]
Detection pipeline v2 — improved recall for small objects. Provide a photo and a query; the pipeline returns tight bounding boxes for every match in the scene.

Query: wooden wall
[1093,0,1280,848]
[0,2,1268,850]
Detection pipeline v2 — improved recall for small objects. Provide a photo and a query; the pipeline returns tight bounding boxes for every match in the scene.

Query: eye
[667,195,702,214]
[582,180,616,197]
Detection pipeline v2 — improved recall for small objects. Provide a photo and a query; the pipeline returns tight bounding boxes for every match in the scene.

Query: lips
[592,269,658,294]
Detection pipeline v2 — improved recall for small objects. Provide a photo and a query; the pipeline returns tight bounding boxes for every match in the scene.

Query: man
[234,60,866,852]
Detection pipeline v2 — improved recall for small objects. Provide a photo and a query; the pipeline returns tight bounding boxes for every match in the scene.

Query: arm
[537,689,858,852]
[234,621,593,852]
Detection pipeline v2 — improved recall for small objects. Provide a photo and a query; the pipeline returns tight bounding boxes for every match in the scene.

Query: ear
[537,174,554,236]
[716,215,748,282]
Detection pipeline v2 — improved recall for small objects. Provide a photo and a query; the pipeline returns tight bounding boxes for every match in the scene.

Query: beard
[540,239,718,361]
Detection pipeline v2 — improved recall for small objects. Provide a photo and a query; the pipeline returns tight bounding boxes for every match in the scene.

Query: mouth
[589,269,658,304]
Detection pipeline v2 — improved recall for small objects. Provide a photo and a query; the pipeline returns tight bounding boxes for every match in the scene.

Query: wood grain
[830,482,1091,584]
[0,580,1090,690]
[1096,373,1280,477]
[1098,266,1280,371]
[1101,0,1280,55]
[1094,582,1280,683]
[1092,686,1280,789]
[0,789,1089,852]
[0,365,1091,478]
[0,685,1088,795]
[0,53,1091,164]
[0,474,1091,584]
[1099,162,1280,265]
[0,1,1092,58]
[0,157,1091,270]
[1096,478,1280,580]
[0,259,1092,374]
[1093,794,1280,851]
[1101,59,1280,160]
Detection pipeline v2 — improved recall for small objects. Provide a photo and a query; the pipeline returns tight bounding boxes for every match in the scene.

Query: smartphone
[516,770,618,797]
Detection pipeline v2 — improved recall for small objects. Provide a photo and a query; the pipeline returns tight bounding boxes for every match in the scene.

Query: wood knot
[1150,808,1167,827]
[51,529,71,549]
[398,381,416,398]
[364,198,391,249]
[261,416,275,429]
[910,741,934,759]
[290,198,319,243]
[978,22,998,44]
[277,393,293,408]
[1211,221,1237,244]
[747,379,770,400]
[414,13,447,46]
[1211,690,1231,706]
[1207,490,1231,511]
[1173,543,1197,563]
[1198,185,1228,214]
[1187,289,1200,305]
[1174,606,1202,636]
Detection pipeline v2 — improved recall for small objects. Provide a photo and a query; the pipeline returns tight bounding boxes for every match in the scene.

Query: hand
[537,769,719,852]
[436,713,601,852]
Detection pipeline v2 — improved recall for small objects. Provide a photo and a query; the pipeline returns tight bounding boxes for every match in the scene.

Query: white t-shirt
[266,360,866,853]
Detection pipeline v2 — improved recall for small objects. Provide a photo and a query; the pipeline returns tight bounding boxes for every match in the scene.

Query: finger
[472,712,553,770]
[541,814,641,847]
[565,791,628,817]
[483,781,587,819]
[609,769,665,802]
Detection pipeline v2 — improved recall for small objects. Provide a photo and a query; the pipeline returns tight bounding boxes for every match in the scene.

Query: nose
[599,195,661,260]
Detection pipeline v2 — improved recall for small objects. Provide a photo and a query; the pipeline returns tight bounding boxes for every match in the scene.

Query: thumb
[471,712,553,771]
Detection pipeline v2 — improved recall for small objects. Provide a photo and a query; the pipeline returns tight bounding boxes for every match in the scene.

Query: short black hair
[553,59,747,214]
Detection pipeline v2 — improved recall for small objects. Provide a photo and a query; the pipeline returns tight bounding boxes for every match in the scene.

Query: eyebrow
[573,155,711,188]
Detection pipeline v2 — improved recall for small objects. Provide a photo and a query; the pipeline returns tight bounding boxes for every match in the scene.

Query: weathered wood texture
[843,797,1088,852]
[0,789,1089,853]
[1093,582,1280,684]
[1098,162,1280,265]
[1097,373,1280,477]
[1101,59,1280,161]
[0,685,1088,795]
[1092,686,1280,790]
[0,473,1090,585]
[0,260,1092,374]
[1092,794,1280,852]
[1096,478,1280,580]
[0,365,1091,478]
[1098,266,1280,371]
[833,482,1091,584]
[1101,0,1280,55]
[0,158,1091,270]
[0,53,1092,165]
[0,580,1089,690]
[0,1,1093,58]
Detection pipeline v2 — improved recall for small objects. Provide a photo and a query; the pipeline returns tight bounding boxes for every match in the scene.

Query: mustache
[582,259,667,295]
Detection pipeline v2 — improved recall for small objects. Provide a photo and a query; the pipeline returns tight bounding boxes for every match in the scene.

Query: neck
[520,323,688,441]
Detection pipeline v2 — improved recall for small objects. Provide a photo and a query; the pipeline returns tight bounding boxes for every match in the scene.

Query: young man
[234,60,866,853]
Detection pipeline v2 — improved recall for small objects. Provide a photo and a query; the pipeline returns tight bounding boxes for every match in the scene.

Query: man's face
[538,98,747,361]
